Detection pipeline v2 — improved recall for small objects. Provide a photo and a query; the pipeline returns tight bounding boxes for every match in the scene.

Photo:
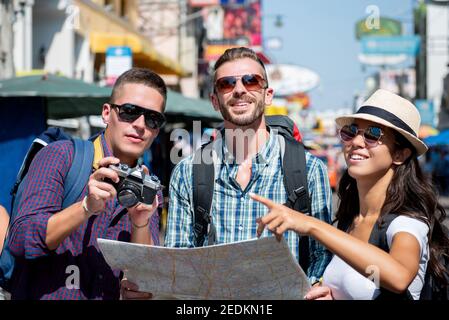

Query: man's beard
[219,97,265,127]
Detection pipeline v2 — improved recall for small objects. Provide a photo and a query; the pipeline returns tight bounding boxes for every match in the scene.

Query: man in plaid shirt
[165,47,333,285]
[7,68,165,299]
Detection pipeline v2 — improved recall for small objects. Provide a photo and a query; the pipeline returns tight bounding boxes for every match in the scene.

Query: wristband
[82,196,95,217]
[132,218,150,229]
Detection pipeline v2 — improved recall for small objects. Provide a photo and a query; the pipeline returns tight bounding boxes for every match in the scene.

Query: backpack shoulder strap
[192,142,216,247]
[369,213,414,300]
[278,134,311,273]
[62,138,95,209]
[279,135,310,214]
[368,213,400,251]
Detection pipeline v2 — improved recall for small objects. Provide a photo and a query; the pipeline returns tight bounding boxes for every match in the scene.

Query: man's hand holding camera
[86,156,161,299]
[84,157,120,217]
[85,157,161,221]
[83,157,120,217]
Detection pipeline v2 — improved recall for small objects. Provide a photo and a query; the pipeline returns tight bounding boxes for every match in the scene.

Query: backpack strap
[10,127,73,208]
[192,142,216,247]
[278,134,311,273]
[367,213,399,251]
[279,135,310,213]
[62,138,95,209]
[369,213,414,300]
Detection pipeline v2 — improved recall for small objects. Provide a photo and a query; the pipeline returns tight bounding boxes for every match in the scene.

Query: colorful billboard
[222,0,261,46]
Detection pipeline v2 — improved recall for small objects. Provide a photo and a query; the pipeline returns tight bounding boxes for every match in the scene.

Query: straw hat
[335,89,428,156]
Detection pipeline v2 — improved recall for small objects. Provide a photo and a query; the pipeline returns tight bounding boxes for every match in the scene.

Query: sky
[262,0,416,110]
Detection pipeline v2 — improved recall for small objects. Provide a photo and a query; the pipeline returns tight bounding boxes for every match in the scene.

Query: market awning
[0,74,221,121]
[90,32,188,77]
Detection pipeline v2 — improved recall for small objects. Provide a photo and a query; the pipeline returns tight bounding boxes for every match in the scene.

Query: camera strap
[92,135,104,171]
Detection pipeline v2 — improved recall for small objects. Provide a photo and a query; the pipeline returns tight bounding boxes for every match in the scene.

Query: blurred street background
[1,0,449,229]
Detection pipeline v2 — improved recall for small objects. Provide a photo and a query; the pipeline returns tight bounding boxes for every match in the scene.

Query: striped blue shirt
[165,130,333,283]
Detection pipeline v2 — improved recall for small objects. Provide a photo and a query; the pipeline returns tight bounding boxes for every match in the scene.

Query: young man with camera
[6,68,166,300]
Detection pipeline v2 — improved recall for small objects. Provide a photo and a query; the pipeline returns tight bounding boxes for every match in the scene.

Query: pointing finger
[249,193,275,209]
[256,217,266,237]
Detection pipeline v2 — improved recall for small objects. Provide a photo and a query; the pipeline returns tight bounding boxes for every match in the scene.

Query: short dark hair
[110,68,167,110]
[213,47,267,81]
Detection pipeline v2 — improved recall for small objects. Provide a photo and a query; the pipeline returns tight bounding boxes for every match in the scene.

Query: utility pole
[0,0,15,79]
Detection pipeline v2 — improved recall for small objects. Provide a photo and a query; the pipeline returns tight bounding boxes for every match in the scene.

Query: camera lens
[117,189,139,208]
[116,181,142,208]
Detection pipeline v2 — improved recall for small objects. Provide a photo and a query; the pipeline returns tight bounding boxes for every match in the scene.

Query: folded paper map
[97,236,310,300]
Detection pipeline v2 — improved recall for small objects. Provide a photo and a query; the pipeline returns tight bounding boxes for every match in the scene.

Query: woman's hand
[304,285,334,300]
[250,193,312,238]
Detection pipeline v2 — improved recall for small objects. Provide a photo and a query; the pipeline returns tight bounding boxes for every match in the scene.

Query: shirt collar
[100,131,113,158]
[220,127,278,166]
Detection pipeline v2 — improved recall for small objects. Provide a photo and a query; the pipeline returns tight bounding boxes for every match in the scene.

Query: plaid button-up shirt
[8,133,160,300]
[165,130,333,283]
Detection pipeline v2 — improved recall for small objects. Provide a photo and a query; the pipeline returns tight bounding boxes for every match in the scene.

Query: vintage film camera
[107,163,163,208]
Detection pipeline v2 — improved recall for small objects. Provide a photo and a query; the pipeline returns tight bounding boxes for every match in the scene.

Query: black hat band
[357,106,416,137]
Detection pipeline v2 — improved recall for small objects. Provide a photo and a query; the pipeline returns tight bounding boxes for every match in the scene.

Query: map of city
[97,236,310,300]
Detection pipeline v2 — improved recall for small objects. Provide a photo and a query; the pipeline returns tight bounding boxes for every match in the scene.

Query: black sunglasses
[214,74,267,94]
[110,103,166,129]
[339,124,384,147]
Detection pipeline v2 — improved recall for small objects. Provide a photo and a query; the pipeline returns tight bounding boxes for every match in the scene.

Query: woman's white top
[322,216,429,300]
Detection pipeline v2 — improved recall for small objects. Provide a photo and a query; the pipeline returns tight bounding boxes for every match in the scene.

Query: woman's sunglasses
[339,124,384,147]
[110,103,166,129]
[214,74,267,94]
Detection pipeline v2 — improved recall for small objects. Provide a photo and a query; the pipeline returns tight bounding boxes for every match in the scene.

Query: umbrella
[424,129,449,146]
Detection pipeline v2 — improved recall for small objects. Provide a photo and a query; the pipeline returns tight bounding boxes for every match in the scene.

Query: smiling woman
[252,89,449,300]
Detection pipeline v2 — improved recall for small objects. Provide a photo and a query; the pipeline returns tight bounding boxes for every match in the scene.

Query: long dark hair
[335,131,449,286]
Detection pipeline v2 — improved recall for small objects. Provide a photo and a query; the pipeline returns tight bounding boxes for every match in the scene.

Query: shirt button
[238,224,243,231]
[98,275,103,280]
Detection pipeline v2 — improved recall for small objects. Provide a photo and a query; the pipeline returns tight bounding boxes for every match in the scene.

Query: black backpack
[368,214,449,300]
[191,115,312,272]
